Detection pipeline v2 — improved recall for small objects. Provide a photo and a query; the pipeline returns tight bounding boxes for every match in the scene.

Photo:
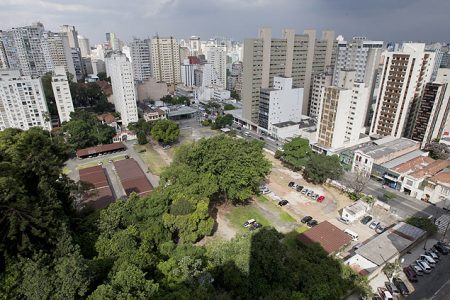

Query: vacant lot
[225,204,272,234]
[133,144,168,175]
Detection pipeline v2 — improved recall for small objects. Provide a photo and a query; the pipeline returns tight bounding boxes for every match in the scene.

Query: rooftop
[272,121,299,128]
[113,158,153,197]
[79,165,114,209]
[429,171,450,185]
[355,222,425,266]
[410,159,450,179]
[167,106,198,117]
[344,200,369,215]
[390,155,434,174]
[76,142,126,158]
[297,221,352,254]
[357,138,419,160]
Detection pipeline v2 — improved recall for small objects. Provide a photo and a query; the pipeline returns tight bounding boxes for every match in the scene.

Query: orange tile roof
[410,160,450,179]
[297,221,352,254]
[393,156,434,174]
[429,171,450,184]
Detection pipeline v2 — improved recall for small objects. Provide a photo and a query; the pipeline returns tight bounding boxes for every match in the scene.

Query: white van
[344,229,359,241]
[420,255,436,267]
[416,260,432,274]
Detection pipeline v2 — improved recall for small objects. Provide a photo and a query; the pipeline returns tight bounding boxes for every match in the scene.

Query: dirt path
[252,200,298,233]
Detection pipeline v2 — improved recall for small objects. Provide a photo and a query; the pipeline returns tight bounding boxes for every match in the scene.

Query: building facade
[0,69,50,131]
[151,36,181,85]
[130,38,152,82]
[242,28,335,123]
[309,71,333,117]
[370,43,435,138]
[51,66,74,123]
[206,46,227,88]
[105,53,138,126]
[78,35,90,58]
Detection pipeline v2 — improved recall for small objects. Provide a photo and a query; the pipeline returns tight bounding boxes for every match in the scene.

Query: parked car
[288,181,295,188]
[301,216,313,223]
[163,145,171,150]
[307,191,315,197]
[375,224,385,234]
[236,126,242,130]
[360,215,372,225]
[369,221,380,229]
[259,185,271,195]
[415,260,432,274]
[243,219,256,228]
[420,254,436,267]
[377,287,393,300]
[312,194,320,201]
[317,195,325,203]
[296,185,304,192]
[250,222,262,230]
[434,243,449,255]
[244,132,250,137]
[411,264,424,276]
[353,243,363,251]
[425,250,439,260]
[371,295,382,300]
[403,266,418,282]
[278,200,289,206]
[393,277,410,295]
[301,189,309,194]
[259,137,264,141]
[307,219,318,227]
[385,281,399,296]
[339,217,350,225]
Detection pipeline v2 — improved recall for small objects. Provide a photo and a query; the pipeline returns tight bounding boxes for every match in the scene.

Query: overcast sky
[1,0,449,44]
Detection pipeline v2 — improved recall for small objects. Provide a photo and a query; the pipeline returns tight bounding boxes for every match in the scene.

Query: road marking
[432,278,450,299]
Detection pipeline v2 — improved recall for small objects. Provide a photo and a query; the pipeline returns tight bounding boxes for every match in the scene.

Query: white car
[243,219,256,228]
[369,221,380,229]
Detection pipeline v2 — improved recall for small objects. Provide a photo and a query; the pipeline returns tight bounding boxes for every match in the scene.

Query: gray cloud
[0,0,448,44]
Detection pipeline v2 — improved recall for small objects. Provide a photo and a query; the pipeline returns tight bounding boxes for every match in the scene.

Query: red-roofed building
[297,221,352,255]
[79,165,114,209]
[113,158,153,197]
[424,170,450,209]
[76,142,126,159]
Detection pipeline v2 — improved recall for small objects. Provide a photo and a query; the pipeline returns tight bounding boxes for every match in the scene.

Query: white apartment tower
[242,28,336,123]
[189,36,201,56]
[370,43,435,138]
[0,70,50,131]
[181,59,196,86]
[61,25,79,48]
[51,66,74,123]
[105,53,138,126]
[309,71,333,117]
[151,36,181,85]
[316,70,370,151]
[258,76,303,131]
[206,46,227,88]
[0,23,53,77]
[0,41,8,69]
[130,38,152,82]
[78,35,91,58]
[46,32,76,80]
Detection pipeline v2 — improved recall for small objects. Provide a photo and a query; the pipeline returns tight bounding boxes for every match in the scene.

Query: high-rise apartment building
[409,68,450,145]
[258,76,303,131]
[78,35,90,58]
[242,28,335,123]
[0,23,53,77]
[0,69,50,131]
[309,71,333,117]
[61,25,79,48]
[181,59,196,87]
[333,37,383,87]
[105,52,138,126]
[46,31,76,79]
[51,66,74,123]
[316,70,370,152]
[0,40,8,69]
[189,36,201,55]
[370,43,435,138]
[206,46,227,88]
[151,36,181,85]
[130,38,152,82]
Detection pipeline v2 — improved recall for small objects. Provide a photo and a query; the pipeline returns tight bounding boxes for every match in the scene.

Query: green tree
[97,72,110,82]
[424,142,449,160]
[278,137,311,170]
[40,72,58,117]
[173,135,271,202]
[303,153,343,184]
[406,217,438,235]
[223,104,235,110]
[128,119,153,145]
[211,114,233,129]
[150,119,180,144]
[230,90,240,101]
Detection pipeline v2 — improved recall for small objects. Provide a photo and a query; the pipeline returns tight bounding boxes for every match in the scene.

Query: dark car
[301,216,313,223]
[288,182,295,188]
[278,200,289,206]
[372,295,382,300]
[236,126,242,130]
[296,185,304,192]
[434,243,449,255]
[403,267,418,283]
[252,222,262,229]
[360,215,373,225]
[393,277,410,295]
[259,137,264,141]
[307,219,318,227]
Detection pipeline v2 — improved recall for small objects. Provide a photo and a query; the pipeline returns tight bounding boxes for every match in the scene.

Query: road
[231,124,280,153]
[362,179,445,219]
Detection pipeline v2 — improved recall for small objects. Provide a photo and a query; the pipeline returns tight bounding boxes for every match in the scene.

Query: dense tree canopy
[406,217,438,235]
[61,111,116,150]
[160,95,190,106]
[150,119,180,144]
[276,137,311,170]
[128,119,153,145]
[303,153,344,184]
[174,135,271,202]
[424,142,449,160]
[211,114,233,129]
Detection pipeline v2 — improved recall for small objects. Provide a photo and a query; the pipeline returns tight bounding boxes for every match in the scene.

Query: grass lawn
[255,195,297,223]
[256,195,269,203]
[295,225,309,234]
[279,211,297,223]
[225,205,272,233]
[77,154,127,170]
[134,144,168,175]
[62,166,71,175]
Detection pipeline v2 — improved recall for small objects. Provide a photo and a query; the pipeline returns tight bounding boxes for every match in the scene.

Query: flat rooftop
[167,106,198,117]
[382,150,429,170]
[272,121,299,128]
[357,138,419,160]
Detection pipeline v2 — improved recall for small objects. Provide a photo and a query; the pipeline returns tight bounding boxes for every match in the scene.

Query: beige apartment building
[151,36,181,85]
[242,28,336,123]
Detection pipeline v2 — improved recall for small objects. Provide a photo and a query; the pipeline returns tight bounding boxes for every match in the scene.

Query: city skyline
[1,0,449,44]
